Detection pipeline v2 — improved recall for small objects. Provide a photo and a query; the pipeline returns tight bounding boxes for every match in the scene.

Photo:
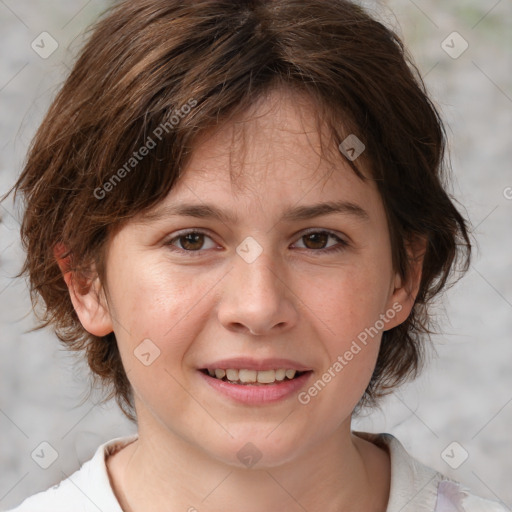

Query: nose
[217,248,299,336]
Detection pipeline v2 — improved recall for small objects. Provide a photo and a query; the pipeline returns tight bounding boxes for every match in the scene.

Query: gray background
[1,0,511,510]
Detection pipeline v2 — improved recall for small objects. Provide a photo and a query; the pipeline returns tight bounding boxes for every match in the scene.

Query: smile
[201,368,307,385]
[198,366,313,404]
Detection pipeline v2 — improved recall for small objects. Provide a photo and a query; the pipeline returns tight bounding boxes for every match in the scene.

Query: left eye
[292,231,346,252]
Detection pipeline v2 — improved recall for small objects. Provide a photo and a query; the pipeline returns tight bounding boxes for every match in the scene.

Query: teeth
[285,369,296,379]
[257,370,276,383]
[275,369,286,381]
[225,369,239,381]
[238,369,257,383]
[207,368,302,384]
[256,370,276,384]
[214,369,226,379]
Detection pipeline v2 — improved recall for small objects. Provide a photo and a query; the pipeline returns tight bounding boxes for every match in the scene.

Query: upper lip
[200,357,312,372]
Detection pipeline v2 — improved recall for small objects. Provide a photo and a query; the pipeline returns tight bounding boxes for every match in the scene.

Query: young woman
[5,1,507,510]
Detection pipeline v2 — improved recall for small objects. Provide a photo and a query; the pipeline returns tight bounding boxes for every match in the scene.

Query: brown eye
[293,230,348,254]
[179,232,205,251]
[166,231,217,252]
[302,232,329,249]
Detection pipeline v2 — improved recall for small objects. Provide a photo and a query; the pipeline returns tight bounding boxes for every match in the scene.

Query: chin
[199,427,309,470]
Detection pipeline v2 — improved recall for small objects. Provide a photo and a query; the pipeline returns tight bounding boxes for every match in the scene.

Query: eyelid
[164,228,220,254]
[295,227,348,241]
[164,227,350,254]
[291,228,349,252]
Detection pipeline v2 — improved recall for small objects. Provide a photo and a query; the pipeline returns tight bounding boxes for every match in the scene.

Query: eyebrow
[139,200,370,225]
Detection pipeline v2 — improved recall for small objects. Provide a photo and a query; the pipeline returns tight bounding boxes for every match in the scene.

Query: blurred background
[0,0,511,509]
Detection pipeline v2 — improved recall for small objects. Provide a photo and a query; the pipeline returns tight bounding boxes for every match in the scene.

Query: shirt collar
[353,431,444,512]
[97,432,444,512]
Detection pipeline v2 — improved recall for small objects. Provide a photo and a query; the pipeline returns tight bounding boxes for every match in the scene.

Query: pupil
[305,233,327,249]
[182,233,203,250]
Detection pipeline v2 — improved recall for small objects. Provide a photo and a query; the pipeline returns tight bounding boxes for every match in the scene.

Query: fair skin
[59,88,423,512]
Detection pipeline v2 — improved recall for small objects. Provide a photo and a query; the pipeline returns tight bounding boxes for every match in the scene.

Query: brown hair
[8,0,471,421]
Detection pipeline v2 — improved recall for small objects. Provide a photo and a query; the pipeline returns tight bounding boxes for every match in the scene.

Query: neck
[107,418,390,512]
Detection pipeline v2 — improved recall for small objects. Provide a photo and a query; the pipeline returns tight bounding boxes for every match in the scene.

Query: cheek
[296,270,387,417]
[108,260,220,416]
[108,258,221,366]
[307,262,392,342]
[298,253,394,403]
[113,261,187,330]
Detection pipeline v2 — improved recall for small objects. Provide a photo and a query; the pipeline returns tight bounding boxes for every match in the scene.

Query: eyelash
[164,228,349,256]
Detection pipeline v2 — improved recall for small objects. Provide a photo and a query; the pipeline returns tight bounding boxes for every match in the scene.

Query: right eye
[165,230,219,254]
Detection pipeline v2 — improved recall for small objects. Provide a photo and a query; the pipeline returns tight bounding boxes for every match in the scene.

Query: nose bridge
[235,241,285,305]
[238,246,280,296]
[218,241,298,335]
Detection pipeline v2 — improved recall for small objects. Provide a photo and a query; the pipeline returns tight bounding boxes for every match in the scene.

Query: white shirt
[5,432,508,512]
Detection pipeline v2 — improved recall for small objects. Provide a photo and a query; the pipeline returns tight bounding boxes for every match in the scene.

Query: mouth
[200,368,310,385]
[197,358,314,404]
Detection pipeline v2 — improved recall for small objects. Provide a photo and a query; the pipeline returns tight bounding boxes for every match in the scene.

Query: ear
[385,236,427,330]
[54,243,113,336]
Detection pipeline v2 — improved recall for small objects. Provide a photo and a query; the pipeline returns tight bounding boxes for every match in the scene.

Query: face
[68,89,417,468]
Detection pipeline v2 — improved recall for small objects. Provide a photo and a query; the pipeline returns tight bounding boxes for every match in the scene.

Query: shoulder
[436,480,509,512]
[5,435,137,512]
[353,431,509,512]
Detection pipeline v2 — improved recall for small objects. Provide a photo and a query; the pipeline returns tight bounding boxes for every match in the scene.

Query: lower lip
[199,371,313,405]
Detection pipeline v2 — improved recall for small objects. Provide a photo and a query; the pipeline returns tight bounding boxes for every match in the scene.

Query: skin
[60,88,424,512]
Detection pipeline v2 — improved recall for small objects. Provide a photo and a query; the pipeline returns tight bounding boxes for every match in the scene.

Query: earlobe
[54,244,113,337]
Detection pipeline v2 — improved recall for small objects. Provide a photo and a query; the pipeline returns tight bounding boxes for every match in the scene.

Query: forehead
[181,87,370,191]
[139,87,383,225]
